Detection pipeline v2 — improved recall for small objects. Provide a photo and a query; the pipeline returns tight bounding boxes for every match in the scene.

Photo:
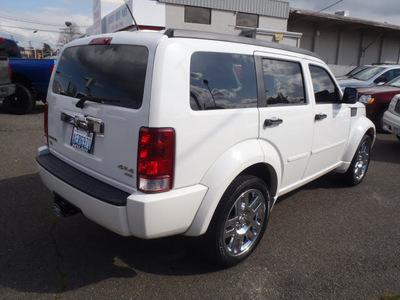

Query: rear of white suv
[37,31,208,238]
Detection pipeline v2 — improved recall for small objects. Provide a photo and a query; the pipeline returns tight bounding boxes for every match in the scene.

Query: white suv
[37,29,375,266]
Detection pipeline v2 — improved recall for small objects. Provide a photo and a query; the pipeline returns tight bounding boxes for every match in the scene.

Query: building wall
[338,31,360,66]
[291,19,400,76]
[360,33,381,66]
[380,38,400,64]
[165,4,287,35]
[313,27,337,65]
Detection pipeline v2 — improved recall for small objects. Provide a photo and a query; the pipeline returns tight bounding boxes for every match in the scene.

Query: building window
[185,6,211,25]
[236,12,259,28]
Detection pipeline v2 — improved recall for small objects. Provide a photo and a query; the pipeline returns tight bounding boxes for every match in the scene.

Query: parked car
[0,37,56,114]
[383,94,400,141]
[357,75,400,132]
[336,65,371,80]
[36,29,375,266]
[337,65,400,90]
[0,56,15,99]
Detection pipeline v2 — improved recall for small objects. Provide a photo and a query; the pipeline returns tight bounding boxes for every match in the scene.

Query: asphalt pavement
[0,102,399,299]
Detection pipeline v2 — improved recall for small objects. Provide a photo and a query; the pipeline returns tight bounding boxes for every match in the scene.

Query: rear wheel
[206,175,271,266]
[341,135,372,186]
[4,83,35,114]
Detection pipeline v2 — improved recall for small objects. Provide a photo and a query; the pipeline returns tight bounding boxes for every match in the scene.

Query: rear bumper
[0,83,15,98]
[36,148,208,238]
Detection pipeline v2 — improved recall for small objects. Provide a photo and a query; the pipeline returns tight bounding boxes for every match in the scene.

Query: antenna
[125,3,139,31]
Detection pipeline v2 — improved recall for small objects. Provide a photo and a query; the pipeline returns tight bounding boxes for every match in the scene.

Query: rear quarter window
[52,44,148,109]
[190,52,257,110]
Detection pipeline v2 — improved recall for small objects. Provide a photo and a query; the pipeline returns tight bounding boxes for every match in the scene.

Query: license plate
[71,127,95,153]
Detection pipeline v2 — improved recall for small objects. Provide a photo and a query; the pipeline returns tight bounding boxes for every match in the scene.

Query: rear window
[52,44,148,109]
[0,39,21,57]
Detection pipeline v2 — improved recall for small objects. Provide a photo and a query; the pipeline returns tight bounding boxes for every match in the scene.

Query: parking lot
[0,102,399,299]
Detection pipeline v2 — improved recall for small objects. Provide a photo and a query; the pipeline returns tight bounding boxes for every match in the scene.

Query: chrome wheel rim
[223,189,266,257]
[354,140,370,181]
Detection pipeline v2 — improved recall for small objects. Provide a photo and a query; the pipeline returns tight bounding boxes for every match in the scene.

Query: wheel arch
[184,139,281,236]
[11,72,32,88]
[337,117,375,172]
[238,163,278,200]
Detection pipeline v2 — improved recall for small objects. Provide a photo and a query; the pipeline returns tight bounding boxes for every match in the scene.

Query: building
[89,0,302,46]
[160,0,302,47]
[288,8,400,75]
[89,0,400,75]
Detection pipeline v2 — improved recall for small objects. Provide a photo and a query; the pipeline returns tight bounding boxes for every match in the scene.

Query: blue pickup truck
[0,37,56,114]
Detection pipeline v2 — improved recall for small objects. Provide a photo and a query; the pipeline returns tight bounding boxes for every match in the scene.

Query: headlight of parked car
[388,94,400,112]
[359,94,374,104]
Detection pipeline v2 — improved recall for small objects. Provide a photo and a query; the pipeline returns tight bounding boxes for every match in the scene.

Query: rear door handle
[315,113,327,121]
[264,118,283,127]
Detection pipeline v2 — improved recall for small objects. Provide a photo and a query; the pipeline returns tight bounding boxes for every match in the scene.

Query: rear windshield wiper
[75,96,120,109]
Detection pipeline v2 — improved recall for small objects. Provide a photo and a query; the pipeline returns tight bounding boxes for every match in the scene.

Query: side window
[381,69,400,82]
[309,65,341,104]
[262,58,305,105]
[190,52,257,110]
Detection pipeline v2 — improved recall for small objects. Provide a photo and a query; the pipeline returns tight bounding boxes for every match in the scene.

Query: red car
[357,76,400,132]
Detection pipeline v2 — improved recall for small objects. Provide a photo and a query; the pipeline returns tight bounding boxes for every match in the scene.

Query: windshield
[346,65,370,77]
[386,75,400,87]
[353,66,385,81]
[52,44,148,109]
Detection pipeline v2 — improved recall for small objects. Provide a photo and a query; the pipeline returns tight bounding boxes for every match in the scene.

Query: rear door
[47,39,150,193]
[255,53,314,193]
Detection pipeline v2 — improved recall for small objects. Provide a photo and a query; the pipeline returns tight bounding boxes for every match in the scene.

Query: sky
[1,0,400,51]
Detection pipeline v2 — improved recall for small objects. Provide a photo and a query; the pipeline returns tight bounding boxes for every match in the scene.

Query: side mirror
[374,75,388,84]
[343,87,358,104]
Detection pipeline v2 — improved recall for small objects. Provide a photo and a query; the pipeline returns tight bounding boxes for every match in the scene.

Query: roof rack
[164,28,320,59]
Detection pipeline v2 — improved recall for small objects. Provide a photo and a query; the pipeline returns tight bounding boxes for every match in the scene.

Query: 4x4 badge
[118,165,134,178]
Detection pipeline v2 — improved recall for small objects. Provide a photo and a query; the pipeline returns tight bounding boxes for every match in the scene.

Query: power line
[0,23,62,33]
[0,28,30,41]
[0,13,90,28]
[0,13,65,27]
[316,0,344,13]
[289,0,344,27]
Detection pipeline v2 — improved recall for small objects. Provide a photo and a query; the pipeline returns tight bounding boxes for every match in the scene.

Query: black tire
[4,83,35,114]
[341,135,372,186]
[206,175,271,266]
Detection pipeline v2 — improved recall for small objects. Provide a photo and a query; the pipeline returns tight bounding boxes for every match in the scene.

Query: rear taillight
[44,102,49,147]
[49,64,54,76]
[138,127,175,193]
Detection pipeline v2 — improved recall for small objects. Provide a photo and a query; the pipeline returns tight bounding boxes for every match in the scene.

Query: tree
[42,43,52,57]
[57,22,82,47]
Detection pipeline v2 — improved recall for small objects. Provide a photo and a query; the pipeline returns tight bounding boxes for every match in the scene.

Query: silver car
[338,65,400,90]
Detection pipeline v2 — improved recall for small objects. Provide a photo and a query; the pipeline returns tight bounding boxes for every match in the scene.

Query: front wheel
[206,175,271,266]
[341,135,372,186]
